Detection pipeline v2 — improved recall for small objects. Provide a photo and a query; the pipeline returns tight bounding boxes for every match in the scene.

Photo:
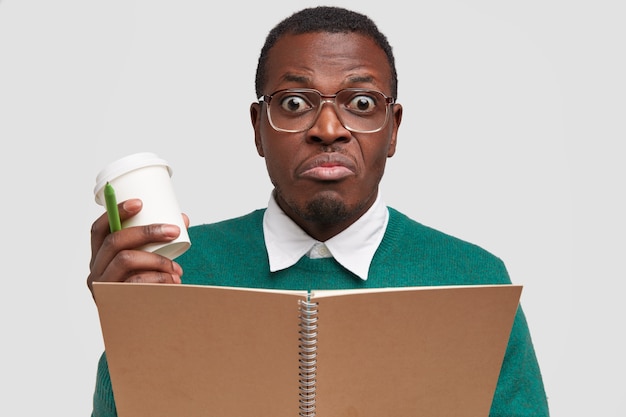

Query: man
[88,6,549,416]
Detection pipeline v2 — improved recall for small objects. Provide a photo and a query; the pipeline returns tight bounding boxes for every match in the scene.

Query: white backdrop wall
[1,0,624,415]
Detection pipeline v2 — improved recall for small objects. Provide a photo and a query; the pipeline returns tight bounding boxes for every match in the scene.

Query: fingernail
[122,199,142,211]
[162,225,180,237]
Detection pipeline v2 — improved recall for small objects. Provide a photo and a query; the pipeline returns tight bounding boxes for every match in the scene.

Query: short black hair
[255,6,398,99]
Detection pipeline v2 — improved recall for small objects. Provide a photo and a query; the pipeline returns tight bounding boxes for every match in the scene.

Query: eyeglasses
[258,88,395,133]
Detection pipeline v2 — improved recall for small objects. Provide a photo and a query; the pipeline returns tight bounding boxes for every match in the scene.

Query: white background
[1,0,624,415]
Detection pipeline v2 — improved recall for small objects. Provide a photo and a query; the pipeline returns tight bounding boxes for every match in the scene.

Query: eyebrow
[282,74,310,83]
[281,74,376,85]
[346,75,375,84]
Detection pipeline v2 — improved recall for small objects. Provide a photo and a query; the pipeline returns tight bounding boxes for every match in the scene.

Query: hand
[87,198,190,298]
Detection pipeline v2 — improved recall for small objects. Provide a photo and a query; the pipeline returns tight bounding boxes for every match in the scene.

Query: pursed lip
[297,153,357,181]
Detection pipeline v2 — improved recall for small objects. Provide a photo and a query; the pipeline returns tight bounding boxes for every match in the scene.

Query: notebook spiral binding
[298,299,319,417]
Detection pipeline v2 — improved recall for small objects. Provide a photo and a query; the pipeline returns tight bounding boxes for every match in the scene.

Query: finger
[89,268,182,296]
[89,198,143,269]
[90,222,182,279]
[88,249,183,292]
[126,271,182,285]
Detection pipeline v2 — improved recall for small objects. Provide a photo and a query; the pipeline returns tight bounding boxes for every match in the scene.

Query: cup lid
[94,152,173,203]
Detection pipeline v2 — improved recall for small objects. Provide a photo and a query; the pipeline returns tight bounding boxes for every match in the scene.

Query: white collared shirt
[263,192,389,280]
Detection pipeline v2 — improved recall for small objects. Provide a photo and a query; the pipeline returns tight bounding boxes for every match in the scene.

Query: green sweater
[91,207,549,416]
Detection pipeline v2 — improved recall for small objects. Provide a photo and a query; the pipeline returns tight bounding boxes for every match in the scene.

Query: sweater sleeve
[91,352,118,417]
[489,307,550,417]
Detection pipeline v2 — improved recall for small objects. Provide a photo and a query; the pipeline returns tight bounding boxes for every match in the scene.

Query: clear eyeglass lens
[266,89,390,133]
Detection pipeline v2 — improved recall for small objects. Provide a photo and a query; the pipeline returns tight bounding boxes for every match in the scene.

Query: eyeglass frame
[257,88,396,134]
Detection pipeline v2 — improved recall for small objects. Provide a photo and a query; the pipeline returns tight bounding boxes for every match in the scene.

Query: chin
[302,196,350,224]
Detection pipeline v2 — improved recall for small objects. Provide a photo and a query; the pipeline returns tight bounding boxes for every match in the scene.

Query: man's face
[250,32,402,240]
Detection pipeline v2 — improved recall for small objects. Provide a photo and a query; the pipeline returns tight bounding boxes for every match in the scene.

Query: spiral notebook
[93,282,522,417]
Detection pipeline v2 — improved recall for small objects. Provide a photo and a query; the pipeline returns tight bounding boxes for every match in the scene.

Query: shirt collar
[263,192,388,280]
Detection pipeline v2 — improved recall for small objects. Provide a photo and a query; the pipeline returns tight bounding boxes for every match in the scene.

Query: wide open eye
[278,93,314,114]
[344,93,378,115]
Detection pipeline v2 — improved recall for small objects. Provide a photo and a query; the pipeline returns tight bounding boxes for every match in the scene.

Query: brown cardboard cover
[93,283,522,417]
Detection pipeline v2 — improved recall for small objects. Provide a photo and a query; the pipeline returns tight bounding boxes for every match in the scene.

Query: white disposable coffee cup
[94,152,191,259]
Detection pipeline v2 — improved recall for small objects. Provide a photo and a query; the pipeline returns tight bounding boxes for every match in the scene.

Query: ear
[387,103,402,157]
[250,102,265,157]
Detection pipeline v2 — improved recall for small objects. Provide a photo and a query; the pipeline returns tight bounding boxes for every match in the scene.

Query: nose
[306,100,351,145]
